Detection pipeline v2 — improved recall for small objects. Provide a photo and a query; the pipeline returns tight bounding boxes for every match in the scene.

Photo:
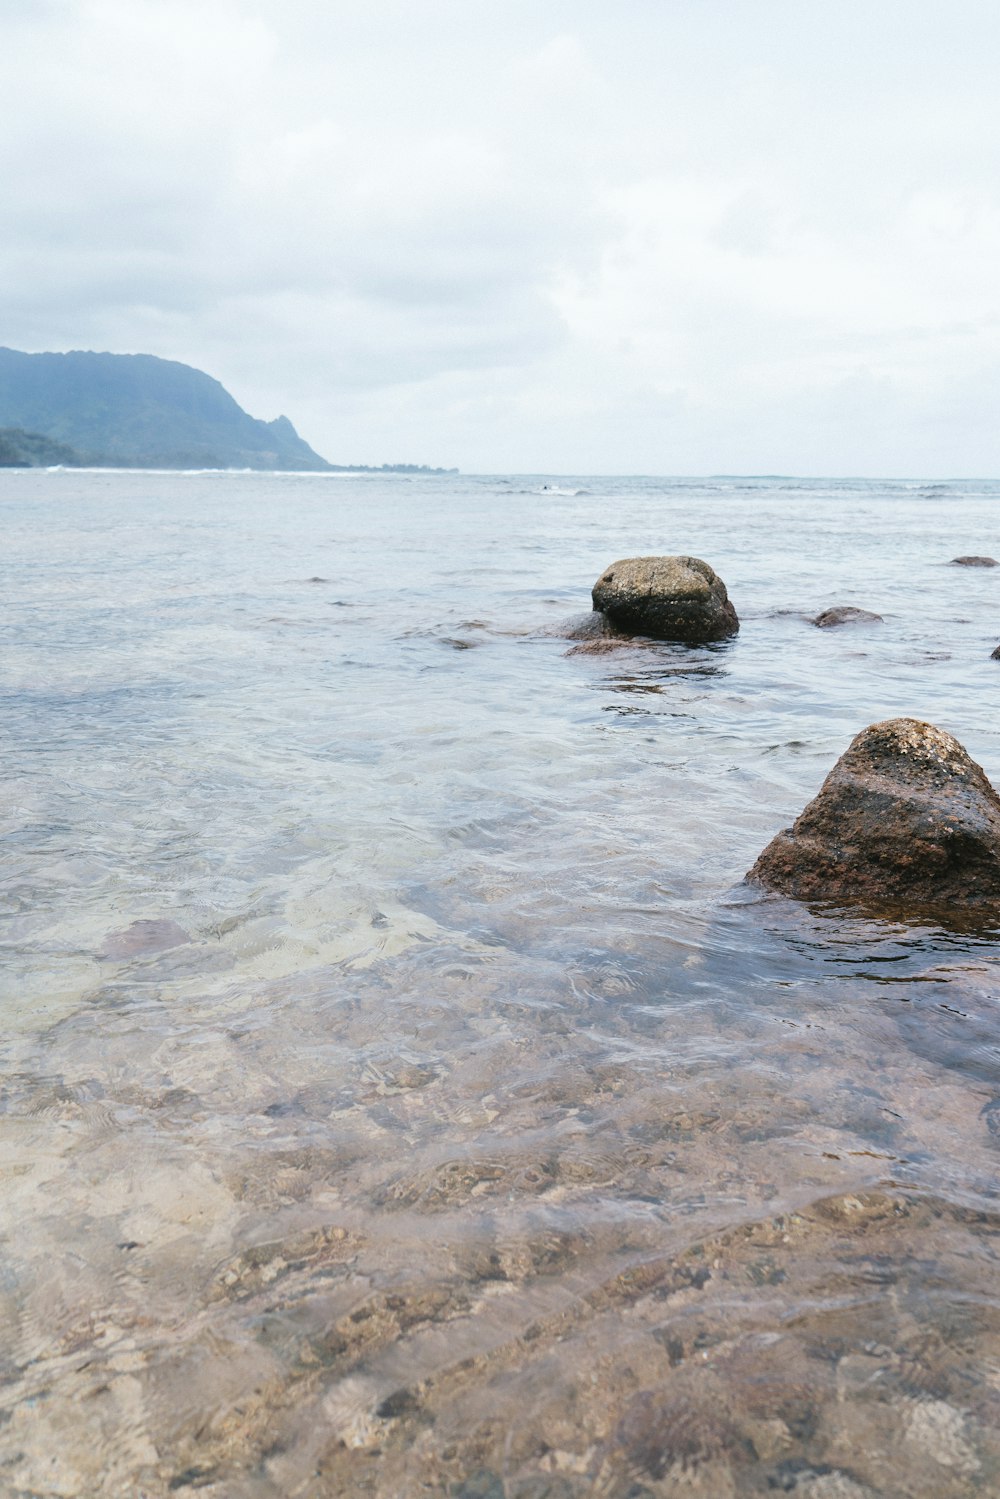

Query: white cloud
[2,0,999,471]
[512,32,606,99]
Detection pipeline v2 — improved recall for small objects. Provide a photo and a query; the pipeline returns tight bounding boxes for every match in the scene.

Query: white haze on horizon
[2,0,998,476]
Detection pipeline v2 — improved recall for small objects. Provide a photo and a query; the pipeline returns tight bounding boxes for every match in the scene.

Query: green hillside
[0,427,83,467]
[0,348,331,470]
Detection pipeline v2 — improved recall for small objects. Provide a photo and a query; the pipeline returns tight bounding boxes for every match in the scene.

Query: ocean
[2,468,999,1496]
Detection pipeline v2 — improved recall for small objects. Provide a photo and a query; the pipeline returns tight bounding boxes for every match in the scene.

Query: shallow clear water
[2,469,999,1497]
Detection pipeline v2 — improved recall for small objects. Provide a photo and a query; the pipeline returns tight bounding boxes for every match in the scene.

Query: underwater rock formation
[812,606,883,627]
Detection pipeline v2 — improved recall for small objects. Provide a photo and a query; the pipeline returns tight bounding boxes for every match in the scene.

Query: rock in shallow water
[812,606,883,628]
[747,718,1000,916]
[591,555,739,643]
[951,555,998,567]
[559,610,621,642]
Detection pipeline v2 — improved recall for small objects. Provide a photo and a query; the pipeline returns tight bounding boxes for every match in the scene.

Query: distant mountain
[0,348,331,470]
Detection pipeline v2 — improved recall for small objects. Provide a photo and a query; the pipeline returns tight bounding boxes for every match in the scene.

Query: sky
[2,0,999,474]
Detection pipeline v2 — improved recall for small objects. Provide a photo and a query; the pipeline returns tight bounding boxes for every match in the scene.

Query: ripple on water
[1,470,1000,1495]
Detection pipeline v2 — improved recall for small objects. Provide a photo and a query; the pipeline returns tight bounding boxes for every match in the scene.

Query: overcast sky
[3,1,999,474]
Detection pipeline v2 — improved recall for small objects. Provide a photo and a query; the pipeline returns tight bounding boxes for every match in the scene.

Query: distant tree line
[0,427,82,467]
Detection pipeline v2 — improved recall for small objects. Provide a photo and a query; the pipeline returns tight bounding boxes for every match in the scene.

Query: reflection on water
[1,471,999,1496]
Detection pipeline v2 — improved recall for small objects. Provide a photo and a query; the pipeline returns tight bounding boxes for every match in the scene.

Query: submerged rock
[97,918,191,961]
[559,610,621,642]
[591,555,739,643]
[951,555,998,567]
[812,606,883,628]
[565,637,658,657]
[747,718,1000,915]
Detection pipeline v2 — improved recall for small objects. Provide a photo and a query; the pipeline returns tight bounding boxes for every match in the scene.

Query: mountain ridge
[0,347,331,470]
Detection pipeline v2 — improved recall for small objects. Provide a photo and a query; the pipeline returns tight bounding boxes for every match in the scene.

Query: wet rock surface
[559,610,622,642]
[748,718,1000,917]
[592,556,739,643]
[566,635,668,658]
[950,555,998,567]
[812,607,883,628]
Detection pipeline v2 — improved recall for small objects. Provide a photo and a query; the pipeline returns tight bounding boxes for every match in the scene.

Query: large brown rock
[591,555,739,643]
[747,718,1000,915]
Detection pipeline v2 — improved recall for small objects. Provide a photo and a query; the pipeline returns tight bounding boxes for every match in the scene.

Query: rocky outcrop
[591,556,738,643]
[812,606,883,628]
[747,718,1000,915]
[951,555,998,567]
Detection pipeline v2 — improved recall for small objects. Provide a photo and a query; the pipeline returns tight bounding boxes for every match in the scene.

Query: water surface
[2,470,999,1496]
